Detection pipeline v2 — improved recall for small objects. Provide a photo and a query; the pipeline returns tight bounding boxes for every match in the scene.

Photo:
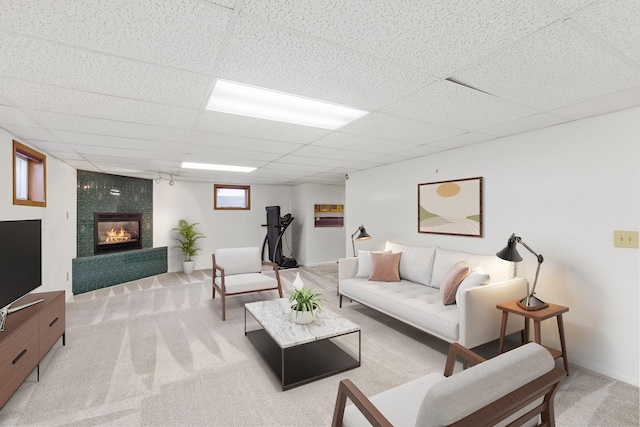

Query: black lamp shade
[496,238,523,262]
[356,227,372,241]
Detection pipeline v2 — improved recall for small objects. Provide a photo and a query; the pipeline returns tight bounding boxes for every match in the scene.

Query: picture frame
[418,177,482,237]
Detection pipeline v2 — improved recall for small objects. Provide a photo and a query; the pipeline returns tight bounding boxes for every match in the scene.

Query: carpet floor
[0,264,637,426]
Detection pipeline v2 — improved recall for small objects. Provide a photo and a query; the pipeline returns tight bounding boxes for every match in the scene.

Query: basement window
[214,184,250,210]
[13,140,46,207]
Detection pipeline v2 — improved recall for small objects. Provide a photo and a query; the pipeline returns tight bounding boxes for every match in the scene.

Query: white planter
[182,261,195,274]
[290,308,316,325]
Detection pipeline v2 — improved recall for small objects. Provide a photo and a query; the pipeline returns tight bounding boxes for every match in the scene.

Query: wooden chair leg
[212,285,216,299]
[221,294,226,321]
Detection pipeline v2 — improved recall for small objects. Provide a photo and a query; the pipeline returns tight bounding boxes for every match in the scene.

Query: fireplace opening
[94,213,142,254]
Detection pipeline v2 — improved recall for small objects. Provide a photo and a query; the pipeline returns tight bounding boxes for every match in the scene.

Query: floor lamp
[496,233,549,311]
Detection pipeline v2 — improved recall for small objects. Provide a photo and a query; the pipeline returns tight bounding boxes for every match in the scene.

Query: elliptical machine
[262,206,297,269]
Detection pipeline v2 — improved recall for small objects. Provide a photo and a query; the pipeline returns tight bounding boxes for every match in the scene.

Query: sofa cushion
[214,247,262,276]
[214,273,278,294]
[356,250,390,278]
[416,343,554,426]
[340,278,459,341]
[369,252,402,282]
[455,267,490,303]
[431,248,514,289]
[384,241,437,286]
[440,261,470,305]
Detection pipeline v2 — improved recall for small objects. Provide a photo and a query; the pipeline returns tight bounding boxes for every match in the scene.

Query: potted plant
[172,219,205,274]
[289,286,324,325]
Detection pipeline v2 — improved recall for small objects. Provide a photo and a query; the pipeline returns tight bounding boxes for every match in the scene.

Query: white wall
[0,130,76,300]
[345,107,640,386]
[291,183,346,266]
[153,181,292,272]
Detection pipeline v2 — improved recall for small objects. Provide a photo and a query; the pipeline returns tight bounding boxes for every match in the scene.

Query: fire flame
[105,227,131,243]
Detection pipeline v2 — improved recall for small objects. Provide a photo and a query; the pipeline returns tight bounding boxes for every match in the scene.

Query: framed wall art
[418,177,482,237]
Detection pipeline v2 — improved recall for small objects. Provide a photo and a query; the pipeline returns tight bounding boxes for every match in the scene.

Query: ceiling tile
[0,32,210,108]
[46,150,85,161]
[218,16,434,111]
[72,145,180,161]
[339,112,464,144]
[452,22,640,111]
[428,132,496,149]
[544,0,604,15]
[25,110,193,143]
[0,79,199,128]
[196,111,330,144]
[261,163,330,173]
[1,125,62,142]
[274,155,352,168]
[0,106,43,127]
[312,132,417,154]
[550,86,640,120]
[570,0,640,65]
[292,145,380,162]
[0,0,231,74]
[478,113,569,137]
[52,130,186,153]
[189,131,303,154]
[26,140,75,153]
[241,0,557,77]
[184,144,281,161]
[382,80,539,130]
[392,144,448,159]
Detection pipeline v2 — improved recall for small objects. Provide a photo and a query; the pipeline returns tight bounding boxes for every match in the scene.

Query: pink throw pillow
[440,261,471,305]
[369,252,402,282]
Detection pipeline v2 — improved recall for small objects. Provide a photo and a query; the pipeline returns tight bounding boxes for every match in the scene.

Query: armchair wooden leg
[221,294,226,321]
[212,285,216,299]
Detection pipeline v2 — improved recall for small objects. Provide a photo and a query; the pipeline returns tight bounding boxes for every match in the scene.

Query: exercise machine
[262,206,297,269]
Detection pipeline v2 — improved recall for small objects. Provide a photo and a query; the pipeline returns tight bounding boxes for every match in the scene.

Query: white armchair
[212,247,283,321]
[332,342,565,427]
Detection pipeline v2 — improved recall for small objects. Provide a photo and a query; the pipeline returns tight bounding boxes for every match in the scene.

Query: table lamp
[351,225,372,257]
[496,233,549,311]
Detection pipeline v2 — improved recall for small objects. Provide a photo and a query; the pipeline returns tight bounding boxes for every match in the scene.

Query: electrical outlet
[614,231,638,248]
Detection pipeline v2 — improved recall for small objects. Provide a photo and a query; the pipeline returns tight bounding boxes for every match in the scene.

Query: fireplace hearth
[94,213,142,254]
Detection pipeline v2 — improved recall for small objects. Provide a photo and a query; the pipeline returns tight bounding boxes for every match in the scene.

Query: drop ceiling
[0,0,638,186]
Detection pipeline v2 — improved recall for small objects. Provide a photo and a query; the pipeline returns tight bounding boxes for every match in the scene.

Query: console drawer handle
[49,317,59,327]
[13,349,27,364]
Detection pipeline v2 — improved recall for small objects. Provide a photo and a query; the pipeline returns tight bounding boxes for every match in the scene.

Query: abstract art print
[418,177,483,237]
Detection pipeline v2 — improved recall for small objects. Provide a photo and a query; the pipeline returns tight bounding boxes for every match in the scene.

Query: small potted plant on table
[172,219,205,274]
[289,286,324,325]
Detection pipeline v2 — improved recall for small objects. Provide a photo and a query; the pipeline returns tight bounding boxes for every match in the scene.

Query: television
[0,219,42,312]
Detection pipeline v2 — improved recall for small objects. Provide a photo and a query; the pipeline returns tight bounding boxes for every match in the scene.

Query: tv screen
[0,219,42,309]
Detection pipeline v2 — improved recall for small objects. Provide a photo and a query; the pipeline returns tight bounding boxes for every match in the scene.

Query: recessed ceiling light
[206,79,368,130]
[181,162,256,173]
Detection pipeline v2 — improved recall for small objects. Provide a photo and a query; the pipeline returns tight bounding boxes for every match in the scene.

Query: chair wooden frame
[332,342,566,427]
[212,254,283,321]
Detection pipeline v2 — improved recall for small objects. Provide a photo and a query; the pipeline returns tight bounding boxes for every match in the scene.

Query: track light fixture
[154,173,163,184]
[169,174,175,186]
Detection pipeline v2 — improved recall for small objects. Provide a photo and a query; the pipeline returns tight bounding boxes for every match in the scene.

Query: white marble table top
[245,298,360,349]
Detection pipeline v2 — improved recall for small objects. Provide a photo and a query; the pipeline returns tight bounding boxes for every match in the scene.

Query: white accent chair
[212,247,283,321]
[332,342,566,427]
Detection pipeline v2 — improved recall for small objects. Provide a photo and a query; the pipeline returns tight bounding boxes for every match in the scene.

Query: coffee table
[244,298,361,390]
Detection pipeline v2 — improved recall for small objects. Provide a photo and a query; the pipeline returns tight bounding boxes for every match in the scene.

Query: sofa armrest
[338,257,359,281]
[457,277,528,349]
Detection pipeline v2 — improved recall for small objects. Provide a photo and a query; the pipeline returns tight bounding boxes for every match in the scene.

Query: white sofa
[338,241,527,349]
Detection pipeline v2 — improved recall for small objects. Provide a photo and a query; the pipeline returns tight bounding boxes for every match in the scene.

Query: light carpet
[0,265,637,426]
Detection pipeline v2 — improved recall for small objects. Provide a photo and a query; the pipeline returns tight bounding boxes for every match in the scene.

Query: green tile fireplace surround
[72,171,167,294]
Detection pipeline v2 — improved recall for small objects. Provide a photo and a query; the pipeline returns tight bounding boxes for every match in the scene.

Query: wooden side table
[497,299,569,375]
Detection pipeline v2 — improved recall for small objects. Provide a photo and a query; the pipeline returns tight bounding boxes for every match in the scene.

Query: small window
[214,184,250,210]
[13,140,46,207]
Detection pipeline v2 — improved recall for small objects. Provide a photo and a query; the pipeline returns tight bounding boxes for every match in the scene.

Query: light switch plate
[614,231,638,248]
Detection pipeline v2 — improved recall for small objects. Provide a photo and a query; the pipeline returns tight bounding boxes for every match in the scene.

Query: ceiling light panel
[217,16,433,112]
[181,162,256,173]
[0,0,232,74]
[207,79,368,130]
